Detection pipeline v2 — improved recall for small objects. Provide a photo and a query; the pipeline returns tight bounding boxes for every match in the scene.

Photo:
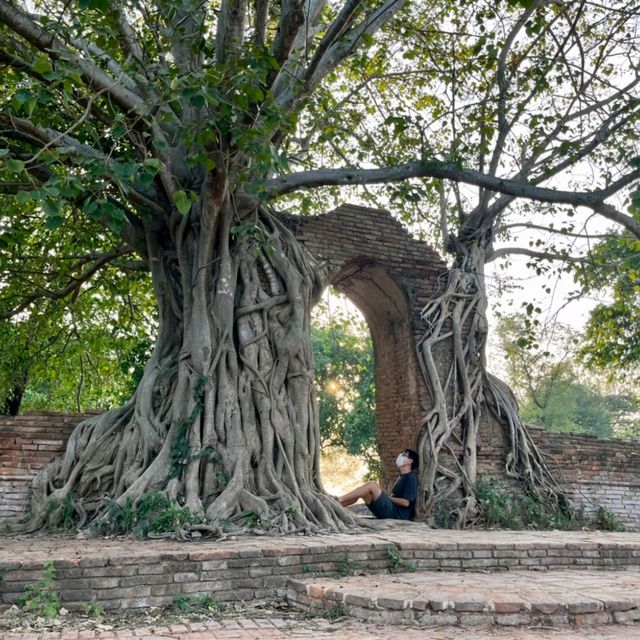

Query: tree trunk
[415,237,562,526]
[11,202,355,536]
[1,375,26,416]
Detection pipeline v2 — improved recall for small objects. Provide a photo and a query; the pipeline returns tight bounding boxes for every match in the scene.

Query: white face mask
[396,454,410,468]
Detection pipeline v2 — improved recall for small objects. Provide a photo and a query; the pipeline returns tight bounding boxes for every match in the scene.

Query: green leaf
[143,158,161,174]
[33,56,53,75]
[173,190,191,215]
[42,199,62,218]
[45,215,65,229]
[247,86,264,103]
[83,199,99,218]
[189,94,205,109]
[0,149,8,157]
[6,159,25,173]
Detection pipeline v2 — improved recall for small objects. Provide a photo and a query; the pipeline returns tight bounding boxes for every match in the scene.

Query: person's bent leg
[339,481,382,507]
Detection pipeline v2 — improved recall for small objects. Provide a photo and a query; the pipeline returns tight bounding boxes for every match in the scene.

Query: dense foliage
[578,233,640,374]
[311,301,378,476]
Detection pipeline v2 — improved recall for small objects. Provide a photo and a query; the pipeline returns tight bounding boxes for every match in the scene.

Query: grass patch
[173,594,225,617]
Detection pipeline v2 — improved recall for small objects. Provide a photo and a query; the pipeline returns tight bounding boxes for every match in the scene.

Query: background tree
[495,315,638,439]
[0,0,638,533]
[0,196,155,414]
[577,231,640,375]
[311,300,379,478]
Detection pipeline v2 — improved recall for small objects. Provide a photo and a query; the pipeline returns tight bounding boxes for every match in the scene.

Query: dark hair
[404,449,419,471]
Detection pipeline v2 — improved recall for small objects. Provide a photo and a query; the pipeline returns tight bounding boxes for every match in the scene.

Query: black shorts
[367,491,399,519]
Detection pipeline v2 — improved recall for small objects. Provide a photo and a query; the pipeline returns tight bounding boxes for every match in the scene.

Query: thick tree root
[415,244,566,526]
[7,207,356,538]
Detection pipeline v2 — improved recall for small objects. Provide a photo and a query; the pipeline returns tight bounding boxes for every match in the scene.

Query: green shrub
[474,476,582,531]
[103,497,135,534]
[240,510,261,529]
[99,492,198,537]
[433,497,458,529]
[18,561,60,618]
[595,507,626,532]
[135,492,197,536]
[475,476,522,529]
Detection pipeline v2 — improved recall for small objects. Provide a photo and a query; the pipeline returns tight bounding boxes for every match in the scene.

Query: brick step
[286,569,640,628]
[2,529,640,614]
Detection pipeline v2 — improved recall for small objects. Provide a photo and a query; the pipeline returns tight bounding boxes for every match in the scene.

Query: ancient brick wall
[0,412,87,520]
[477,421,640,530]
[286,204,448,485]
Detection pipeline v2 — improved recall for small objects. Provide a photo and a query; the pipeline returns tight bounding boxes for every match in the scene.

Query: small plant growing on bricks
[82,602,105,618]
[335,554,361,577]
[319,603,345,621]
[173,594,224,616]
[18,561,60,619]
[386,545,416,573]
[596,507,626,532]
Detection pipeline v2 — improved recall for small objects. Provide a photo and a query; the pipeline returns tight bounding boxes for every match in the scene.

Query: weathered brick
[496,613,532,626]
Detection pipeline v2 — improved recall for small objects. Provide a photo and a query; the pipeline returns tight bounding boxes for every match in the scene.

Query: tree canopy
[576,232,640,375]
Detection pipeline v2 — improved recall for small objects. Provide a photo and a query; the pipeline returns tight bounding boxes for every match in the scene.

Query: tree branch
[0,0,144,114]
[216,0,248,64]
[0,113,167,220]
[496,221,611,240]
[1,246,137,320]
[265,161,640,223]
[306,0,406,92]
[273,0,406,112]
[252,0,270,46]
[269,0,305,76]
[488,247,589,264]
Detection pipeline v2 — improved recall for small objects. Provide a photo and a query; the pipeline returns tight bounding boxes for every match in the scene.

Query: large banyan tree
[0,0,638,534]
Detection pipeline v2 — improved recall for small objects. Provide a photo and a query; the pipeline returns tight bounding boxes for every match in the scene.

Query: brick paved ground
[3,527,639,566]
[1,618,638,639]
[4,527,640,613]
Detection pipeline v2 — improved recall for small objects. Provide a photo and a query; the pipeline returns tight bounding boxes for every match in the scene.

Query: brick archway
[283,204,448,485]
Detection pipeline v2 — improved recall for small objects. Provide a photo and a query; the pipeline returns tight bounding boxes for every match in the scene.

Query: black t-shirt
[390,471,418,520]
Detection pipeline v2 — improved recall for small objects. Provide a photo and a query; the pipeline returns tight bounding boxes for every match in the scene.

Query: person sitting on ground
[338,449,419,520]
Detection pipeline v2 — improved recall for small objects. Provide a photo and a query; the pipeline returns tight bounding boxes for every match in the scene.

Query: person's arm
[389,474,413,507]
